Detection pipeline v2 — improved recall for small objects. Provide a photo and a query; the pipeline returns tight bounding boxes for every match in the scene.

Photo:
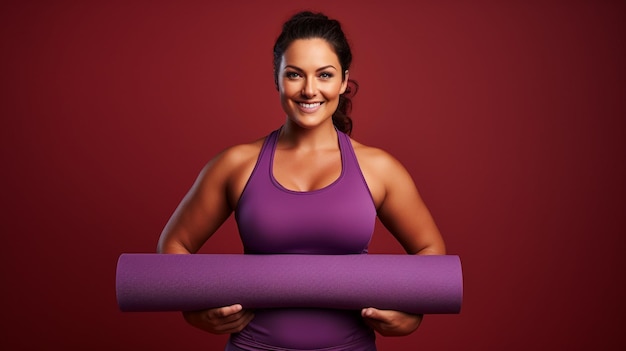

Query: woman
[157,11,445,351]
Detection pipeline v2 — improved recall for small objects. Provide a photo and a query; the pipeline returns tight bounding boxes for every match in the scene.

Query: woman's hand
[361,307,423,336]
[182,304,254,334]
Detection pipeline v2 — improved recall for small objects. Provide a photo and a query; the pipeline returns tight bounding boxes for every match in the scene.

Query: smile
[297,101,324,113]
[299,102,323,109]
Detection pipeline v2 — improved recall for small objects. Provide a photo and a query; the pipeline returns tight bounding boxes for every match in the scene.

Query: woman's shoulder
[220,137,265,162]
[349,138,405,171]
[194,136,268,206]
[348,138,412,207]
[208,136,266,172]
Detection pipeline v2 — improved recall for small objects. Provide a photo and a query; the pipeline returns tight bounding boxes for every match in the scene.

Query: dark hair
[273,11,358,135]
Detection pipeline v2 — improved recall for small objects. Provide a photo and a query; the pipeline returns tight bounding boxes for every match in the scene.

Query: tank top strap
[254,128,280,178]
[336,130,360,179]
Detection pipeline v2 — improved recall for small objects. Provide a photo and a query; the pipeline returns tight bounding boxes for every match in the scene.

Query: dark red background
[1,0,624,350]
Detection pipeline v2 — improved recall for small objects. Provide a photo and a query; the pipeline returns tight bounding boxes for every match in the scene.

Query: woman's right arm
[156,145,258,333]
[157,151,234,254]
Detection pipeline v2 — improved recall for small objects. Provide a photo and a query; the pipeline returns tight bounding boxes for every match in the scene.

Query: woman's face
[278,38,348,130]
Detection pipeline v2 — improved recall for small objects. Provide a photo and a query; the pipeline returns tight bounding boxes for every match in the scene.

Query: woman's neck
[280,120,338,150]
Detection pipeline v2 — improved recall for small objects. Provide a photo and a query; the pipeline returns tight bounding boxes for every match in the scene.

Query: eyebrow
[284,65,338,72]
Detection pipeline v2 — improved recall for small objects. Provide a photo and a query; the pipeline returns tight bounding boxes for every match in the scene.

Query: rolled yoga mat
[116,253,462,314]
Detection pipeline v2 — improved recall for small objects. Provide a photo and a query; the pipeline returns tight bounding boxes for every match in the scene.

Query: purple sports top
[230,128,377,350]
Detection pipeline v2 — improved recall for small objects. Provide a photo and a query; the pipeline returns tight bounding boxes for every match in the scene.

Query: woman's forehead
[281,38,339,68]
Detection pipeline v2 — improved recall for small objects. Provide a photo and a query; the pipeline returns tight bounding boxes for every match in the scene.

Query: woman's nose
[301,78,317,98]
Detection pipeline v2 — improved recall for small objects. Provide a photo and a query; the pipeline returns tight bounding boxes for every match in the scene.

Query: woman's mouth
[297,101,323,113]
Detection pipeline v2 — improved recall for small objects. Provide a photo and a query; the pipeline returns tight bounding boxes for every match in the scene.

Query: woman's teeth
[300,102,321,108]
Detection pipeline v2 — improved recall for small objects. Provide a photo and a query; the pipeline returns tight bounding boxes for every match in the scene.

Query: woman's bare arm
[156,143,260,334]
[355,142,446,336]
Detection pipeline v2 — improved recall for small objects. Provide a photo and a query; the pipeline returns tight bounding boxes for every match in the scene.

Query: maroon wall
[1,1,624,350]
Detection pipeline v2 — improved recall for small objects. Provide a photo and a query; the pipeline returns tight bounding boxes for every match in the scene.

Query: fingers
[208,304,243,320]
[361,307,392,334]
[361,308,423,337]
[183,304,255,334]
[361,307,385,322]
[209,308,254,334]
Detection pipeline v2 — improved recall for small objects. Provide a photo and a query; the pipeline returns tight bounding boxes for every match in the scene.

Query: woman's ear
[340,70,349,94]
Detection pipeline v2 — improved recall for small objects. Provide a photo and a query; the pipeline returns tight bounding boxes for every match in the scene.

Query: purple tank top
[231,128,377,350]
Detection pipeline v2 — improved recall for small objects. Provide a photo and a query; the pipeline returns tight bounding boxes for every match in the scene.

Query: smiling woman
[273,11,358,135]
[278,38,348,131]
[156,10,446,351]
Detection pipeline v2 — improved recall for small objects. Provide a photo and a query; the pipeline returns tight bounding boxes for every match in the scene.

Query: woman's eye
[319,72,333,79]
[285,72,301,79]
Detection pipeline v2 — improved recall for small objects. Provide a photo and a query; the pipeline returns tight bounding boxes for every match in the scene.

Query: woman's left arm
[357,145,446,336]
[375,151,445,256]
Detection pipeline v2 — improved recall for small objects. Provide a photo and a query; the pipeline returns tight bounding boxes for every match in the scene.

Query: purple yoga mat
[116,254,462,314]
